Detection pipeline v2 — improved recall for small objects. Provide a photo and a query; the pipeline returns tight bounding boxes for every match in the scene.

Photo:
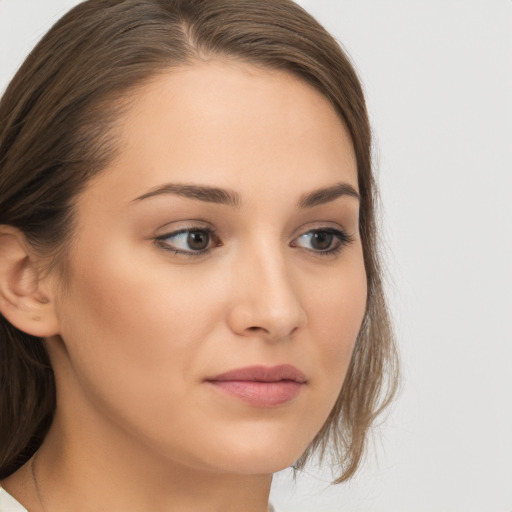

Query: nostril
[247,326,267,333]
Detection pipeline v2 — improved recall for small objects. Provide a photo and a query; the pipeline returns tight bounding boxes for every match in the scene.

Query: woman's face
[48,59,367,475]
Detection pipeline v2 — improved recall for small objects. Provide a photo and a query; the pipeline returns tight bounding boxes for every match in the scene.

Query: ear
[0,225,60,337]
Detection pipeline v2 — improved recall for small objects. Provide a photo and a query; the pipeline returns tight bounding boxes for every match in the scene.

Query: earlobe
[0,225,60,337]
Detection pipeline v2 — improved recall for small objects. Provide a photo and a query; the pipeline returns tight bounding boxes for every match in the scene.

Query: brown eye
[310,231,334,251]
[292,228,353,255]
[156,227,219,255]
[187,230,210,251]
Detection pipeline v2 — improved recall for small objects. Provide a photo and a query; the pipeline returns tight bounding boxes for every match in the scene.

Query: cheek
[318,276,366,357]
[305,253,367,396]
[61,238,216,352]
[53,241,235,465]
[54,240,218,412]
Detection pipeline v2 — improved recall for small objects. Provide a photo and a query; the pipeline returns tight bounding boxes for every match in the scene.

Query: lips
[206,364,307,407]
[208,364,307,383]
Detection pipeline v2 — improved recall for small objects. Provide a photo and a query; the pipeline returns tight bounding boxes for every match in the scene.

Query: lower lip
[207,380,304,407]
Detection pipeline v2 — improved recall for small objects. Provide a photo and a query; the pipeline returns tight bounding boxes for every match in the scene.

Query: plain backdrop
[1,1,511,511]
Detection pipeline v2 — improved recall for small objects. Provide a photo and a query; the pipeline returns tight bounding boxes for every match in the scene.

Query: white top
[0,486,278,512]
[0,488,27,512]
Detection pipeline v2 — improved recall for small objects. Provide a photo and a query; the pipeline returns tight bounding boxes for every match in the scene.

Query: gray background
[1,1,511,511]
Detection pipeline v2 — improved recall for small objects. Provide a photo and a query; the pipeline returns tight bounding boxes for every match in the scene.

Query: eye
[292,228,353,255]
[155,228,220,255]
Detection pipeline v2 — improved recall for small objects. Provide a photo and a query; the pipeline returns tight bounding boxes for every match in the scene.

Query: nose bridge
[228,237,306,340]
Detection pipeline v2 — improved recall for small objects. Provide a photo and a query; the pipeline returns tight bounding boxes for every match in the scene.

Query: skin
[1,59,366,512]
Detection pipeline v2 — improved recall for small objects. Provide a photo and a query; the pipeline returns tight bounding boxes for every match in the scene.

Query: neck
[33,413,273,512]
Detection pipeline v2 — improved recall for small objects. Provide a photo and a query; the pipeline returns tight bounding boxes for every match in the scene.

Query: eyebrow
[297,182,360,208]
[132,181,360,208]
[133,183,242,208]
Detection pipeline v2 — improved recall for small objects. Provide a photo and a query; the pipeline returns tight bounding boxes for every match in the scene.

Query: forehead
[83,58,358,207]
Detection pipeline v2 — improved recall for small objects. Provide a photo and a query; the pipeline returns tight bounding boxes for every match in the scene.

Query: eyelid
[292,219,355,239]
[154,218,214,235]
[154,225,221,257]
[290,226,355,255]
[152,221,356,258]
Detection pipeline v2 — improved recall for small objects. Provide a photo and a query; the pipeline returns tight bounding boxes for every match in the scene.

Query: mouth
[205,364,307,407]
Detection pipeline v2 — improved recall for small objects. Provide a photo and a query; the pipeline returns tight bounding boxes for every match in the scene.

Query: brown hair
[0,0,398,482]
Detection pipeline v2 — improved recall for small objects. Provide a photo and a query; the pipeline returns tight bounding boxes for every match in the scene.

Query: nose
[226,249,307,342]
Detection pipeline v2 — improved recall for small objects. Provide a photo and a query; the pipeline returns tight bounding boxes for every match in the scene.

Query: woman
[0,1,398,510]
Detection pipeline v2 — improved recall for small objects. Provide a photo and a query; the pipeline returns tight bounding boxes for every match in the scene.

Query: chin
[214,452,301,476]
[198,430,311,476]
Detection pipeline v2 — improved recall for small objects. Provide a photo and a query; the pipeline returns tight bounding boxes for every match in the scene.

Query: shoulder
[0,487,28,512]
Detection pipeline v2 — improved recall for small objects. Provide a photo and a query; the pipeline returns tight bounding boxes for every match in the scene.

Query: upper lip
[206,364,307,383]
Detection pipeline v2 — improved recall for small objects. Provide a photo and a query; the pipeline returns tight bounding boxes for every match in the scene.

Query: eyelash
[290,227,354,256]
[155,228,222,257]
[154,226,354,258]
